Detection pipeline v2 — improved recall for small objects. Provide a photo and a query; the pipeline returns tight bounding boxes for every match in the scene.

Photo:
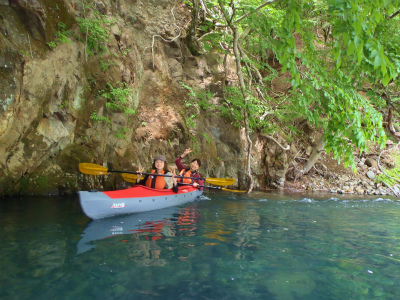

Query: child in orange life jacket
[175,148,203,191]
[136,155,179,193]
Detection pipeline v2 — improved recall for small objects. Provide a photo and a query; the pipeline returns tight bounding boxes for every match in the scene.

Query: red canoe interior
[103,185,198,199]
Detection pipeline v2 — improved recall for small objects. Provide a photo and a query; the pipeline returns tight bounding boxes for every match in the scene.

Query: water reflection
[2,194,400,300]
[77,204,201,259]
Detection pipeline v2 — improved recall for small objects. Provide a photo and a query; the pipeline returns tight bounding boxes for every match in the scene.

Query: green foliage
[327,0,400,86]
[181,83,213,110]
[60,99,71,109]
[179,83,214,132]
[121,48,131,57]
[20,50,31,57]
[115,127,131,141]
[199,0,400,170]
[183,113,197,129]
[90,112,111,125]
[77,11,112,55]
[47,22,72,48]
[100,82,135,115]
[91,82,135,140]
[99,59,114,72]
[201,133,211,144]
[219,87,245,127]
[174,1,400,170]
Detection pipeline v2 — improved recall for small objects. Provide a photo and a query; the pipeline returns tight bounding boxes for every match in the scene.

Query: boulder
[365,158,377,168]
[355,187,364,194]
[366,171,375,180]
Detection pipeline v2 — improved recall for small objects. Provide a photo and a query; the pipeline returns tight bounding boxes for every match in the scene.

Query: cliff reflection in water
[77,204,201,266]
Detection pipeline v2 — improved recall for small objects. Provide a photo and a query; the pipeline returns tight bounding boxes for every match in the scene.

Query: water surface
[1,191,399,300]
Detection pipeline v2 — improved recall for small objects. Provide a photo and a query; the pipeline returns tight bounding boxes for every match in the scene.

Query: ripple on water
[373,198,393,203]
[199,195,212,201]
[298,198,315,203]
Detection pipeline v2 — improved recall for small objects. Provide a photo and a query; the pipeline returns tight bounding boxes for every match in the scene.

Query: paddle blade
[221,188,246,193]
[122,173,144,183]
[205,178,236,186]
[79,163,108,175]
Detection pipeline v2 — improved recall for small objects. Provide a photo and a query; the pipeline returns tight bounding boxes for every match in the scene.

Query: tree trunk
[303,134,325,174]
[388,106,400,138]
[218,0,254,193]
[232,28,254,193]
[187,0,201,56]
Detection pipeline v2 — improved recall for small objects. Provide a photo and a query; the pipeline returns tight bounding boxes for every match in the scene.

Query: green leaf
[374,55,382,67]
[336,56,341,68]
[370,49,378,58]
[354,36,361,47]
[382,74,391,86]
[347,41,356,56]
[352,20,362,35]
[381,60,387,76]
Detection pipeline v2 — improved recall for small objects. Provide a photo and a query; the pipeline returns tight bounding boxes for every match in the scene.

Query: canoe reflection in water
[77,204,200,255]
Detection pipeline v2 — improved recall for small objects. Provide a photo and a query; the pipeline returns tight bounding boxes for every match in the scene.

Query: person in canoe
[136,155,179,193]
[175,148,203,190]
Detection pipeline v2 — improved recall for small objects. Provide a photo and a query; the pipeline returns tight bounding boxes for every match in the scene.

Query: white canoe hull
[78,185,203,219]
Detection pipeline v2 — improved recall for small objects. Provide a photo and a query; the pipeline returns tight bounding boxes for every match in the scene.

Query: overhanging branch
[389,9,400,19]
[235,0,283,23]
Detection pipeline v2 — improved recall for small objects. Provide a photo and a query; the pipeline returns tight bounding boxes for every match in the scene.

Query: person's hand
[193,182,199,188]
[171,167,178,186]
[181,148,192,158]
[136,166,144,182]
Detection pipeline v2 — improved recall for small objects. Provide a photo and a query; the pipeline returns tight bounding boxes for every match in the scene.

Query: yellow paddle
[120,172,236,186]
[79,163,236,186]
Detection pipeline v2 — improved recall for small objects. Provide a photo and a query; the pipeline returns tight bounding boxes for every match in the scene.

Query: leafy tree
[185,0,400,190]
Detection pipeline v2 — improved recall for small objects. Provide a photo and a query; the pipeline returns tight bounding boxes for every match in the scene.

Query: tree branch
[388,106,400,138]
[142,7,182,69]
[235,0,283,23]
[260,132,290,150]
[378,142,400,185]
[389,9,400,19]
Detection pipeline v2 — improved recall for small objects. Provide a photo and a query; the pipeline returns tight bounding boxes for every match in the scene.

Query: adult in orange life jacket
[175,148,203,190]
[136,155,179,193]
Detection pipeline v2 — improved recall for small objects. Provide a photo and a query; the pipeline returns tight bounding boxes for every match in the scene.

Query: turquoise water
[1,192,400,300]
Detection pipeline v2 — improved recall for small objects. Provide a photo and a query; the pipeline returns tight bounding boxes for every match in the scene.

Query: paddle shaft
[178,182,246,192]
[79,163,235,185]
[109,169,204,181]
[178,183,222,190]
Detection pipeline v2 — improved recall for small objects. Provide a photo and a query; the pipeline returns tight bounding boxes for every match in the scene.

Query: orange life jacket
[179,169,193,184]
[145,170,167,189]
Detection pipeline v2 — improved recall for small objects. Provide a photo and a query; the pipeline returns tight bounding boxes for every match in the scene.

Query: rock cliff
[1,0,272,195]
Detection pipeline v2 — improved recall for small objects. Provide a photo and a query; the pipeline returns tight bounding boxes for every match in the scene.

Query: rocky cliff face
[1,0,289,196]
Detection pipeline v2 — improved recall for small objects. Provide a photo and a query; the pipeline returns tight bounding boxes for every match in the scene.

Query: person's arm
[135,166,146,185]
[164,176,173,189]
[175,148,192,171]
[175,156,187,172]
[193,173,204,191]
[136,175,148,186]
[165,172,179,193]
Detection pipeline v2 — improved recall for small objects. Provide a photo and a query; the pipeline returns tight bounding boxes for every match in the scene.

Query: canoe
[78,185,203,219]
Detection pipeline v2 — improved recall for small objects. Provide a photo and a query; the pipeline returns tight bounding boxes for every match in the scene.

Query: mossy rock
[57,144,96,174]
[0,176,18,196]
[18,174,60,195]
